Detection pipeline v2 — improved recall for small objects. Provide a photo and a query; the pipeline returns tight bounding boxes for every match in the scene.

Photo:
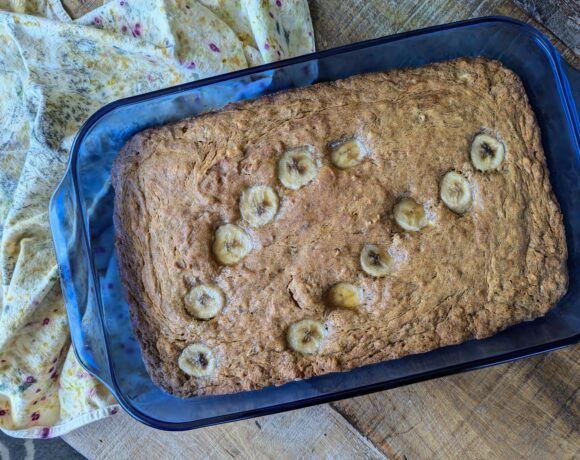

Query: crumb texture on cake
[112,58,568,397]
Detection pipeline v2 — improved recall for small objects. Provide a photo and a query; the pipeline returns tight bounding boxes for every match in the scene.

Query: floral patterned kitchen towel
[0,0,314,438]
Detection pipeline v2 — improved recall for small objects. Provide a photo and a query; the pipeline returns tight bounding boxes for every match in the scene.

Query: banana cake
[112,58,568,397]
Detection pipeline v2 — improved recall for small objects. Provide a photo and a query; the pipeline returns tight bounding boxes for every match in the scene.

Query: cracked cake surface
[111,58,568,397]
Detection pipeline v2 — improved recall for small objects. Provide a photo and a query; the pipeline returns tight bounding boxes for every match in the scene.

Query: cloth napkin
[0,0,314,438]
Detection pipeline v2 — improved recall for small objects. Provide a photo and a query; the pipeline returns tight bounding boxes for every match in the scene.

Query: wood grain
[332,346,580,460]
[60,0,103,18]
[63,404,386,459]
[309,0,579,66]
[512,0,579,53]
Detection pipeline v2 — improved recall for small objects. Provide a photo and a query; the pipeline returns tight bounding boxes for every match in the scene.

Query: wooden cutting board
[62,1,580,458]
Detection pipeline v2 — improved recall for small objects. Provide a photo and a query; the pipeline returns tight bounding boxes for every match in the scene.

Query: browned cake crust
[111,58,568,397]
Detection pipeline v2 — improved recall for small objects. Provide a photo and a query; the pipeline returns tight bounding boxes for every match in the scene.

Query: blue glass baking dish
[49,16,579,430]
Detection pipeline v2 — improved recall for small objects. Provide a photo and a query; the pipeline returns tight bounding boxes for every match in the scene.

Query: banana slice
[440,171,473,214]
[240,185,279,228]
[184,284,225,320]
[178,343,216,377]
[330,139,366,169]
[287,319,327,354]
[470,134,505,171]
[327,282,363,309]
[278,148,318,190]
[394,197,429,232]
[360,244,395,277]
[212,224,252,265]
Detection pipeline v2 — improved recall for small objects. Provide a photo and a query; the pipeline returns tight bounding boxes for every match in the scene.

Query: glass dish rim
[50,15,580,431]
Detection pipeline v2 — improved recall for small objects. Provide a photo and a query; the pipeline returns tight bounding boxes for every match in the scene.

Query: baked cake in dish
[111,58,568,397]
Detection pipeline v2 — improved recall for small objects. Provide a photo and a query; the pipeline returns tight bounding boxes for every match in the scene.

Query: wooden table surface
[61,1,579,458]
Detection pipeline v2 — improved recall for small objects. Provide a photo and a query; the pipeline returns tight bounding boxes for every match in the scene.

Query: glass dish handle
[49,173,113,387]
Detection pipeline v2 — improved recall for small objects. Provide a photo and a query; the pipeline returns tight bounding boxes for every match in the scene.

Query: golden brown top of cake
[112,58,567,397]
